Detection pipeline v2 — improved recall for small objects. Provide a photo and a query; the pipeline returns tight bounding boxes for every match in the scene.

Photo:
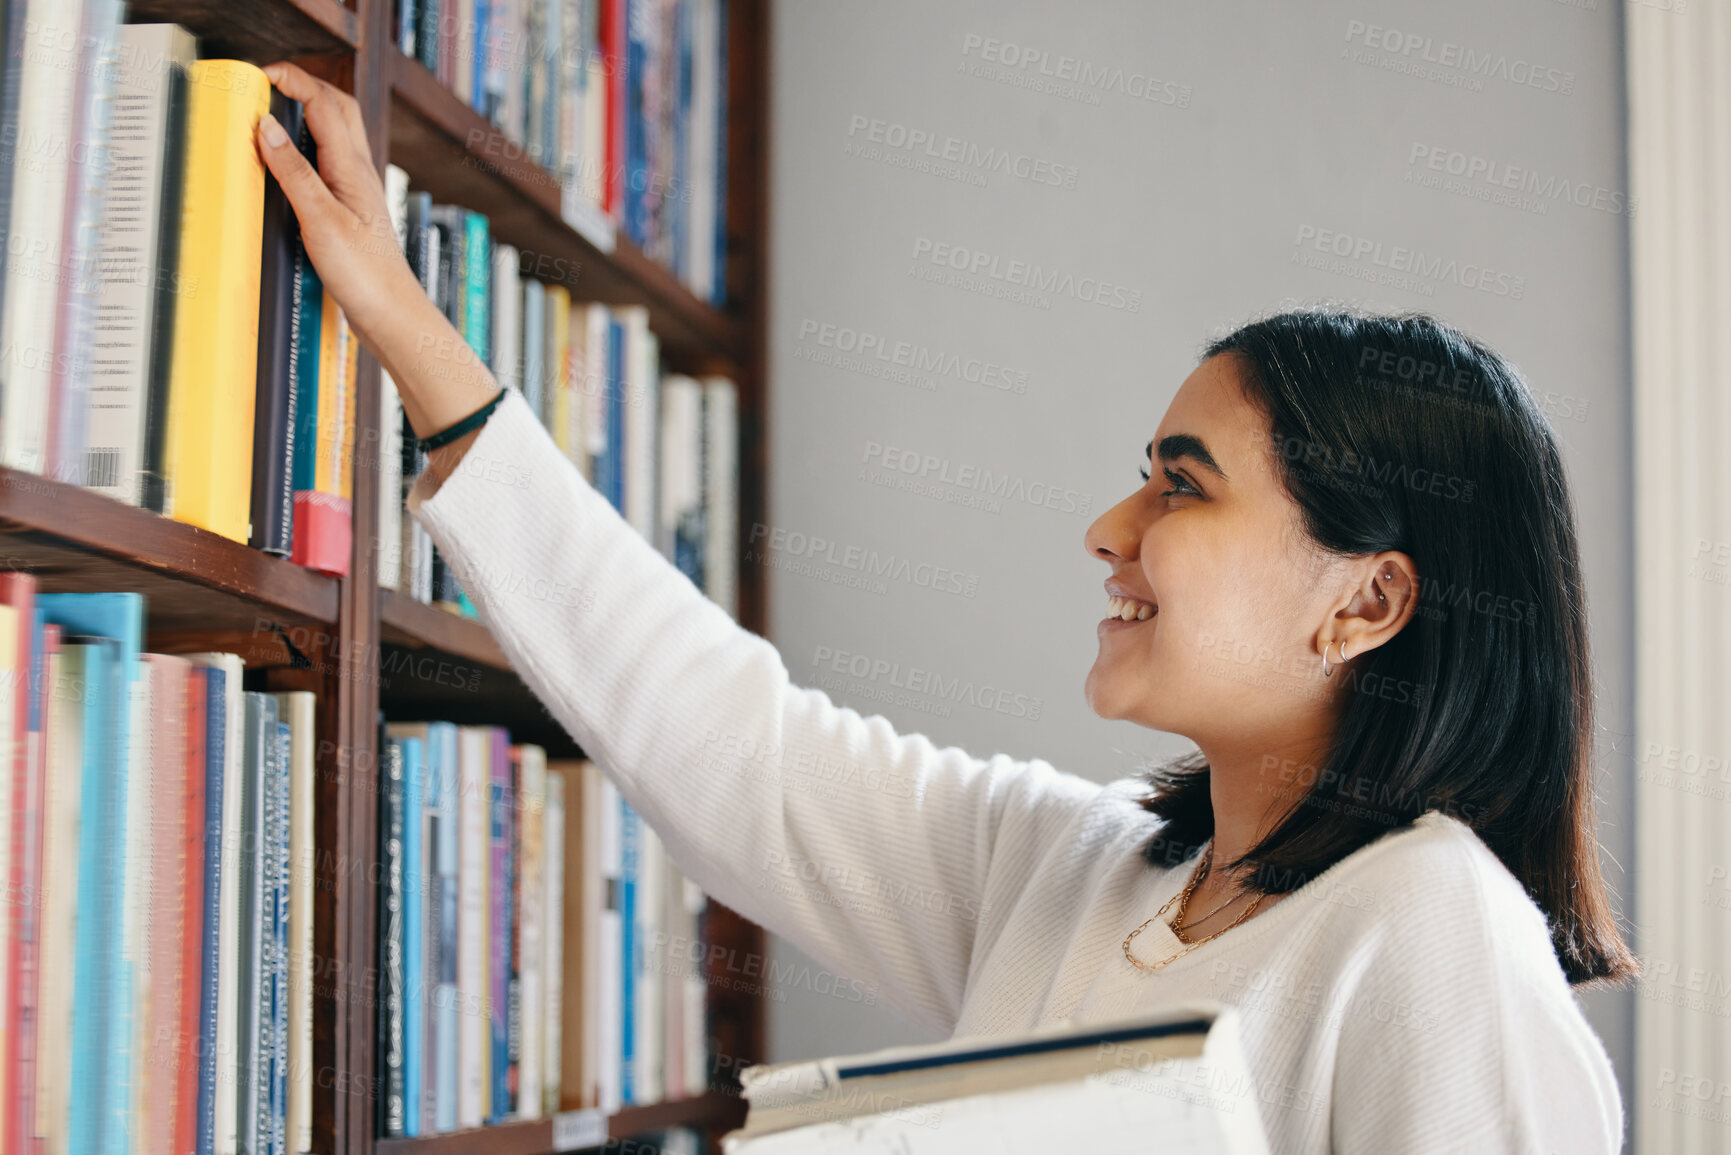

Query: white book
[37,644,86,1155]
[269,691,317,1154]
[87,24,196,504]
[579,303,609,478]
[516,745,547,1118]
[456,726,489,1128]
[377,164,411,592]
[619,306,657,540]
[722,1004,1271,1155]
[685,0,717,300]
[657,375,702,569]
[597,774,623,1114]
[634,823,664,1103]
[0,0,83,474]
[700,378,738,618]
[660,852,686,1099]
[682,875,708,1097]
[578,761,604,1109]
[520,279,546,418]
[184,652,246,1155]
[542,767,567,1116]
[490,242,521,393]
[580,21,608,212]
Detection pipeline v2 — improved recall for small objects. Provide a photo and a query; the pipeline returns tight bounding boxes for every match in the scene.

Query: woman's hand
[255,62,420,352]
[255,60,501,466]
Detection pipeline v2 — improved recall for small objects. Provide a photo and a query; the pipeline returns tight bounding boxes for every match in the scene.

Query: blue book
[625,0,650,246]
[239,693,279,1155]
[473,0,489,115]
[673,0,691,280]
[401,736,425,1136]
[432,723,459,1133]
[607,318,625,510]
[41,592,143,1155]
[270,721,292,1155]
[417,0,439,73]
[195,666,229,1155]
[619,797,639,1103]
[398,0,417,55]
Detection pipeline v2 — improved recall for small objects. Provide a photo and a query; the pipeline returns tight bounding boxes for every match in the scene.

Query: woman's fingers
[261,61,373,183]
[256,111,346,229]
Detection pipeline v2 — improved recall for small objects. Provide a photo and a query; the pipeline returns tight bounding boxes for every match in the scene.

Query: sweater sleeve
[405,387,1105,1033]
[1329,835,1624,1154]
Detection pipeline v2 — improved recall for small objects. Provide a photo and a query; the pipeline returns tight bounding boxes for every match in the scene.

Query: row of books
[0,18,364,569]
[0,575,316,1155]
[391,0,730,303]
[377,165,741,621]
[374,739,710,1136]
[3,11,732,587]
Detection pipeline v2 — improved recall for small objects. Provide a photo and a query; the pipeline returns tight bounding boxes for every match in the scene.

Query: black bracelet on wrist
[418,387,508,452]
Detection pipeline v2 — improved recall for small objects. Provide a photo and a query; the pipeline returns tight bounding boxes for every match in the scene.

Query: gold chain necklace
[1122,843,1265,972]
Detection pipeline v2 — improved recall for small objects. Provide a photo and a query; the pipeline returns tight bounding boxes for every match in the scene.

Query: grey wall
[760,0,1634,1128]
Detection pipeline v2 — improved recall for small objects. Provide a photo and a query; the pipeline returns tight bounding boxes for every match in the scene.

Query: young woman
[257,62,1637,1155]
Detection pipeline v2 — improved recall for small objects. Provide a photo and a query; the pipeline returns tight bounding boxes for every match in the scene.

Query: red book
[0,572,35,1155]
[602,0,624,218]
[141,654,191,1154]
[174,666,209,1155]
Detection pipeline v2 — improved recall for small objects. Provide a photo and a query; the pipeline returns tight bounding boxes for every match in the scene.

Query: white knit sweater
[408,388,1624,1155]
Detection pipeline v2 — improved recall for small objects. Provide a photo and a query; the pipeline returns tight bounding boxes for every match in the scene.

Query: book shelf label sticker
[553,1109,607,1150]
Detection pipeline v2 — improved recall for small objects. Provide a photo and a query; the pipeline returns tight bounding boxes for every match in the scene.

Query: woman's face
[1083,354,1348,752]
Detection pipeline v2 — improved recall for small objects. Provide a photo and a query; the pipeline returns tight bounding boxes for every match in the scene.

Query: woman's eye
[1157,467,1198,498]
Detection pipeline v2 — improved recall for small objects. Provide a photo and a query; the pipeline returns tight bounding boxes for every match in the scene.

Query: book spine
[0,576,35,1155]
[162,60,272,542]
[515,750,543,1118]
[712,0,728,305]
[433,726,458,1134]
[140,60,192,513]
[250,92,305,556]
[195,668,227,1155]
[487,732,512,1120]
[88,25,190,507]
[541,769,565,1116]
[174,667,208,1155]
[378,737,407,1137]
[418,0,440,74]
[460,728,487,1130]
[270,721,291,1155]
[618,796,637,1104]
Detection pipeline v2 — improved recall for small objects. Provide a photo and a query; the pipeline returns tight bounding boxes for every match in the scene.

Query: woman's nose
[1085,490,1148,563]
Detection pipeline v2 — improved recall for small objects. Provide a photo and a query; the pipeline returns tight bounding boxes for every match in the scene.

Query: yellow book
[314,290,341,496]
[337,310,358,502]
[162,60,271,542]
[545,285,571,454]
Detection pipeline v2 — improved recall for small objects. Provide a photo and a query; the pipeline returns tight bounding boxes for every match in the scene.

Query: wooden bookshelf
[374,1092,747,1155]
[21,0,774,1153]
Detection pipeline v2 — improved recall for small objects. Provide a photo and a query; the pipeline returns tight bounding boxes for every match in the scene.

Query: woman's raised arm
[258,62,1113,1031]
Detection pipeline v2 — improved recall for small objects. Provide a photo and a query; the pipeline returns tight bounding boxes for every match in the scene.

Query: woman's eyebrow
[1146,434,1229,481]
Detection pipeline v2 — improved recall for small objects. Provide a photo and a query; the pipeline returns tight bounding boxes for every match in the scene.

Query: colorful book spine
[250,91,308,557]
[0,573,35,1154]
[487,728,512,1120]
[194,664,228,1155]
[400,735,425,1137]
[175,665,209,1155]
[434,724,458,1133]
[378,736,407,1137]
[618,795,637,1104]
[161,60,272,542]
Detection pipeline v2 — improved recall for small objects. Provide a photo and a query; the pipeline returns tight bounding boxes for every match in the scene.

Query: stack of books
[0,577,319,1155]
[377,164,741,624]
[0,18,362,573]
[721,1004,1273,1155]
[373,747,711,1136]
[390,0,730,301]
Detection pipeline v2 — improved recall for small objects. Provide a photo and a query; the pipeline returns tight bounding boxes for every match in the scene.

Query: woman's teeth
[1107,596,1157,621]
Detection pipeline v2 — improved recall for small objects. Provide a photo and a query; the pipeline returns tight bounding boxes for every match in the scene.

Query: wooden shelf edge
[122,0,359,57]
[385,49,742,372]
[0,467,341,625]
[379,587,511,668]
[374,1091,746,1155]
